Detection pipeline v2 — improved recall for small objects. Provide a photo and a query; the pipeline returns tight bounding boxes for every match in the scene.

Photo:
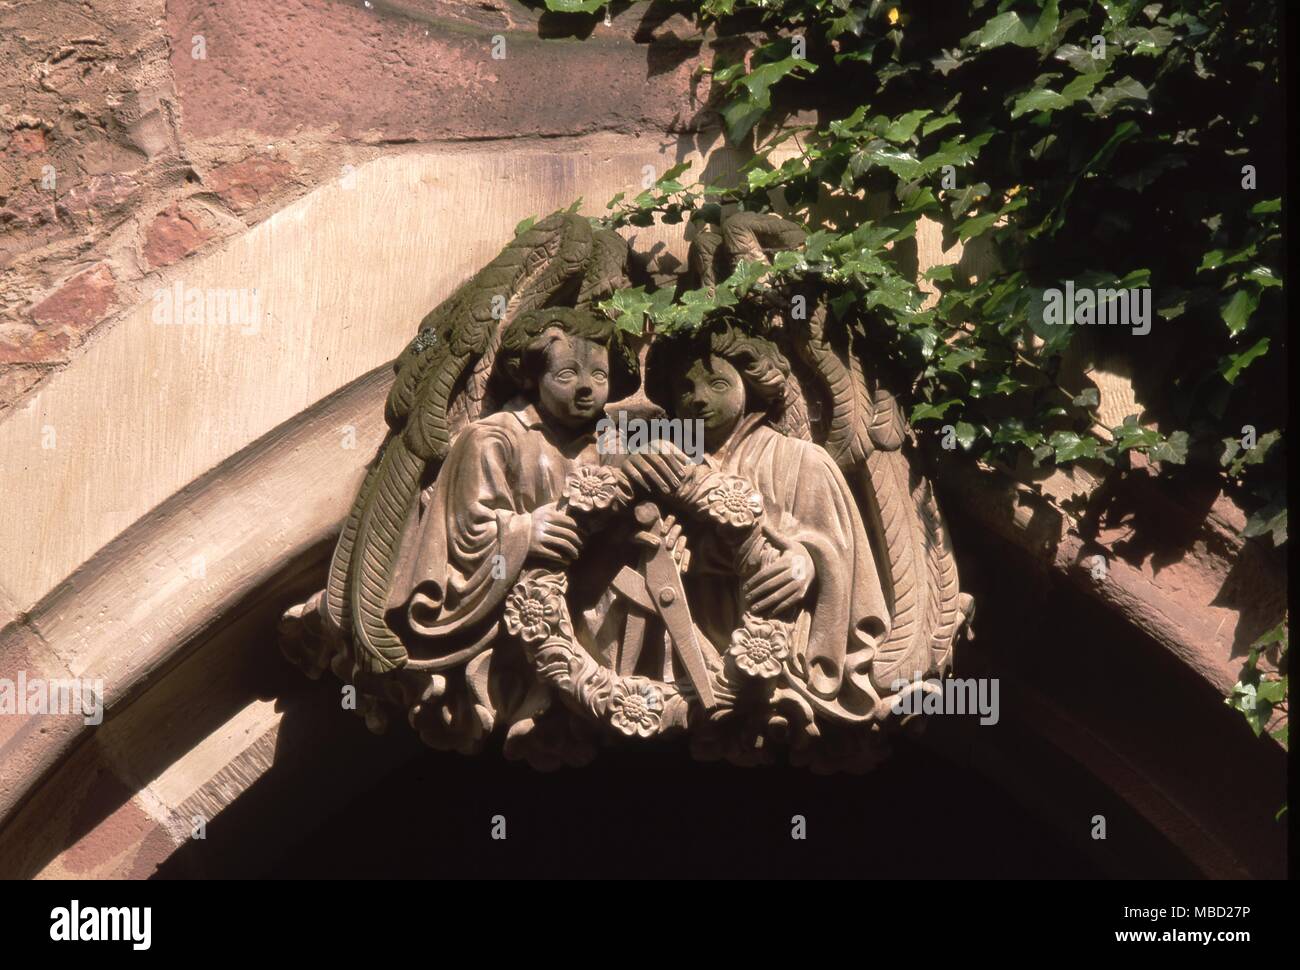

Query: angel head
[496,307,638,431]
[647,320,795,450]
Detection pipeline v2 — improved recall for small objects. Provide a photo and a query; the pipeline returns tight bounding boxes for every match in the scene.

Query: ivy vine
[535,0,1286,743]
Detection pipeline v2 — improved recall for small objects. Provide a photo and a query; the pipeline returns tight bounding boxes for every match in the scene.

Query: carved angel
[279,208,972,772]
[645,324,890,723]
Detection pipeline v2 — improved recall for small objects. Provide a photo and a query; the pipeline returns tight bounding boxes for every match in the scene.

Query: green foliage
[1226,621,1288,750]
[593,0,1283,553]
[542,0,607,13]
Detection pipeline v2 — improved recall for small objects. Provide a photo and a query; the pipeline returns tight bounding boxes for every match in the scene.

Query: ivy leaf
[601,286,668,334]
[1120,24,1174,55]
[883,110,932,143]
[1227,683,1265,735]
[922,113,960,136]
[1009,73,1099,119]
[1148,430,1189,465]
[1072,387,1100,409]
[939,345,984,372]
[953,421,980,450]
[930,49,963,75]
[992,418,1044,448]
[946,181,990,216]
[1245,266,1281,288]
[770,250,804,273]
[657,161,691,186]
[1199,244,1257,272]
[713,61,747,86]
[1010,86,1069,120]
[1223,429,1281,476]
[828,7,871,40]
[964,0,1060,50]
[658,287,731,333]
[544,0,605,12]
[740,57,817,105]
[1252,621,1288,650]
[727,259,771,296]
[922,131,994,174]
[1242,501,1287,546]
[1050,431,1103,462]
[829,291,858,320]
[911,399,961,422]
[723,100,768,145]
[851,144,925,181]
[957,196,1025,242]
[956,211,1001,243]
[1219,288,1259,335]
[1054,42,1110,73]
[971,374,1025,398]
[1110,416,1162,452]
[1257,679,1288,705]
[1220,336,1269,384]
[1088,76,1150,116]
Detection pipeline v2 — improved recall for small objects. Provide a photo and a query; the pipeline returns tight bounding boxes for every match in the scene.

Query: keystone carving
[280,211,972,772]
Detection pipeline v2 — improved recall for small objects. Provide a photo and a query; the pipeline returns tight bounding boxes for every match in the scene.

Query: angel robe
[385,398,628,670]
[684,412,891,720]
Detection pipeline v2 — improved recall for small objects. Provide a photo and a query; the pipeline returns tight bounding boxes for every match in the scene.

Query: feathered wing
[576,227,631,309]
[324,212,612,673]
[800,305,968,690]
[794,296,967,690]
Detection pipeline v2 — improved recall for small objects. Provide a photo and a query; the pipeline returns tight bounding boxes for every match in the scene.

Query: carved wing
[689,212,970,690]
[796,299,968,687]
[324,212,629,673]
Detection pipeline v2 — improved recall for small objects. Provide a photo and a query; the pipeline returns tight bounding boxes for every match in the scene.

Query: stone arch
[0,154,1285,879]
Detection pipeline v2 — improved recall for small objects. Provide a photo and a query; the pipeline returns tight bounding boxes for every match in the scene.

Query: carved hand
[528,502,583,564]
[659,513,691,573]
[743,543,814,616]
[622,441,688,496]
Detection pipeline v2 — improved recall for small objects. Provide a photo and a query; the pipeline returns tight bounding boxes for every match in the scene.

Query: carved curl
[494,306,639,400]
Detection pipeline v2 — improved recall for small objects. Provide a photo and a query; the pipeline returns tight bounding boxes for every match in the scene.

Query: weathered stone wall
[0,0,772,613]
[1,0,740,410]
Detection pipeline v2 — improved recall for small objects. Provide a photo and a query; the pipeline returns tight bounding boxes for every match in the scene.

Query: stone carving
[281,211,972,772]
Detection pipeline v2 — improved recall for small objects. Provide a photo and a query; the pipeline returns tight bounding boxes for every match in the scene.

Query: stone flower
[704,475,764,529]
[565,465,624,513]
[503,575,565,644]
[728,616,791,680]
[608,679,664,738]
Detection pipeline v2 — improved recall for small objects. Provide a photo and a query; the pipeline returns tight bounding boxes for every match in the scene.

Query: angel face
[536,332,611,430]
[674,355,747,452]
